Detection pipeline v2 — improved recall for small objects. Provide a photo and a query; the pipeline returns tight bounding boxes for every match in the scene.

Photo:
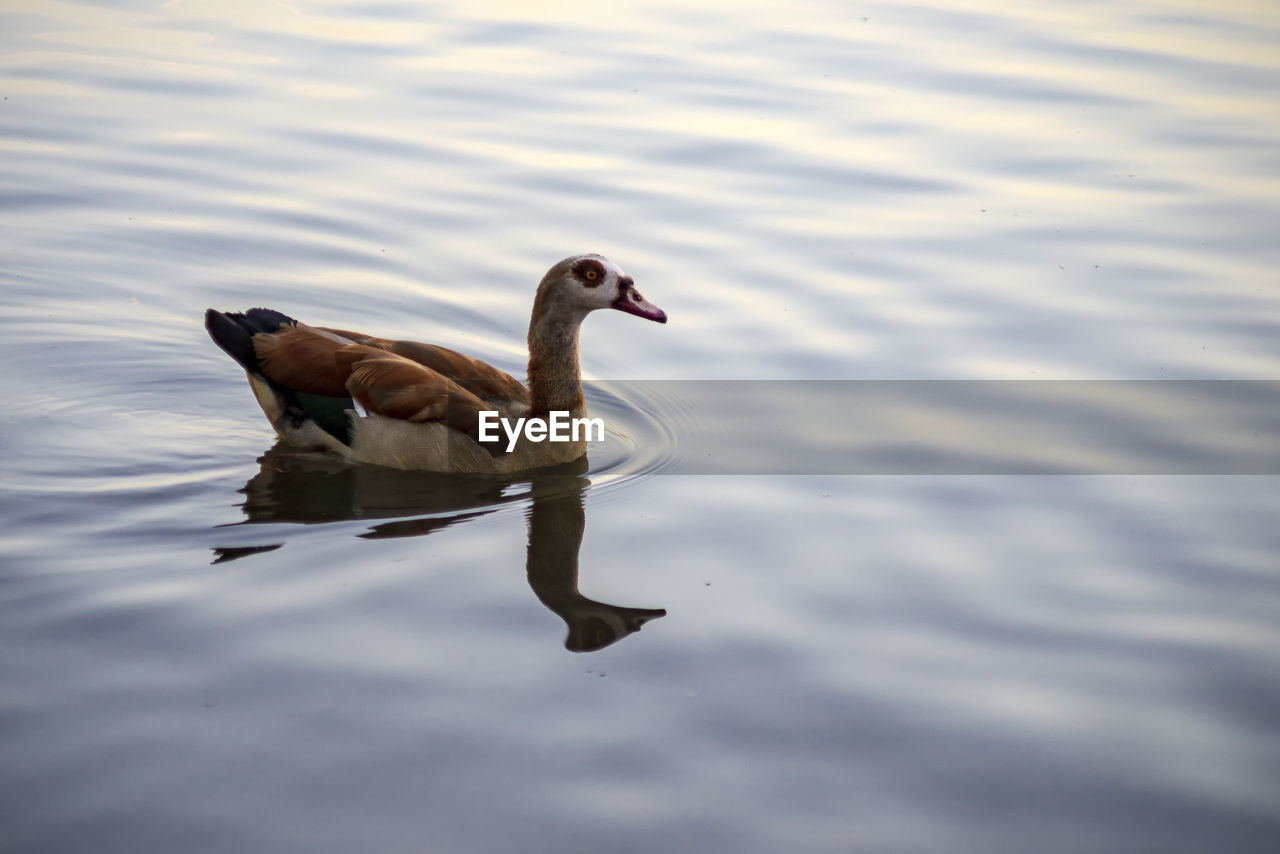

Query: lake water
[3,1,1279,852]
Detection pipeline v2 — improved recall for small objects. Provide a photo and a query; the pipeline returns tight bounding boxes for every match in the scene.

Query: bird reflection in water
[213,445,666,652]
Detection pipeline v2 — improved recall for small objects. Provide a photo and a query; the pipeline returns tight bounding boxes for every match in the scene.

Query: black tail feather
[204,307,298,373]
[206,307,354,446]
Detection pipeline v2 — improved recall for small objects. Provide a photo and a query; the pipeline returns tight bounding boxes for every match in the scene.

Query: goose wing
[317,327,529,407]
[253,323,507,448]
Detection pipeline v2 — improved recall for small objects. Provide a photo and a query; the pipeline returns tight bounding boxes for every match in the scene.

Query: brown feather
[254,325,353,397]
[386,340,528,404]
[314,326,370,344]
[314,326,528,406]
[343,350,498,443]
[251,321,518,452]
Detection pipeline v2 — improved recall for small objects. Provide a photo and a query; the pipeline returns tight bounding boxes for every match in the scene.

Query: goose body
[206,254,666,473]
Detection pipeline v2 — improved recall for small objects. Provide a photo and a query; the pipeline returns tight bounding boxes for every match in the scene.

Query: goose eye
[575,259,605,286]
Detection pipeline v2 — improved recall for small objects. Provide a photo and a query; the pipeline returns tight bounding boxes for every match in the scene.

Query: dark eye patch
[574,259,606,286]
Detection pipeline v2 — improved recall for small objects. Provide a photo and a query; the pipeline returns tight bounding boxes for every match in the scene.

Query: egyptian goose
[206,254,666,473]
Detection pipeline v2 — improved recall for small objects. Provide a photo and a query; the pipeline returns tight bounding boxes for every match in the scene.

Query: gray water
[3,1,1279,852]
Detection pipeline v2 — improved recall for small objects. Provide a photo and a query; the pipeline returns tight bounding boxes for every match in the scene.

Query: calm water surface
[2,1,1279,852]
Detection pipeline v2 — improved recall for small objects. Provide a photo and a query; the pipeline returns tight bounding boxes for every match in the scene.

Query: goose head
[532,254,667,327]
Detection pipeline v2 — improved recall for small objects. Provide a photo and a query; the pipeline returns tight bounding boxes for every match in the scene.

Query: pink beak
[612,284,667,324]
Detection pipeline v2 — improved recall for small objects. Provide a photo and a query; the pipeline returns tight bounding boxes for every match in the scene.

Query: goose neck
[527,310,586,415]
